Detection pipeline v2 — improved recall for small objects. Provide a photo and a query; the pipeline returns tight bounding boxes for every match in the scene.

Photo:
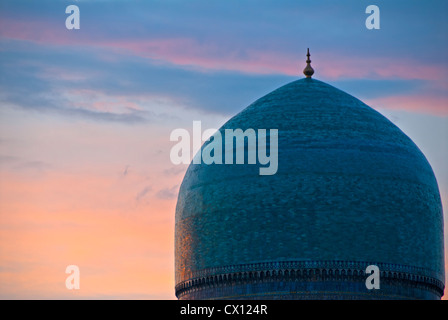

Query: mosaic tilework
[174,78,445,299]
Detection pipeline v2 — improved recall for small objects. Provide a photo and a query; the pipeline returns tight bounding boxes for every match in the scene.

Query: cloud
[0,155,19,164]
[1,1,447,119]
[155,185,179,200]
[2,40,446,119]
[1,1,447,81]
[163,166,187,177]
[135,186,152,202]
[331,79,448,116]
[123,165,130,176]
[0,156,52,172]
[13,160,52,172]
[0,41,294,117]
[367,95,448,116]
[1,0,447,118]
[59,106,149,123]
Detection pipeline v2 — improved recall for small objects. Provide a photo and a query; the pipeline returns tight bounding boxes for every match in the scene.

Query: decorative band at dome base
[175,260,444,300]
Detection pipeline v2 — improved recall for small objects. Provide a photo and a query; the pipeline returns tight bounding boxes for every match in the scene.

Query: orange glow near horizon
[0,159,180,299]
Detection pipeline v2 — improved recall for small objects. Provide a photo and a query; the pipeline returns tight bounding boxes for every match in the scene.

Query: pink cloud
[366,95,448,116]
[2,17,447,82]
[0,18,74,46]
[316,55,447,81]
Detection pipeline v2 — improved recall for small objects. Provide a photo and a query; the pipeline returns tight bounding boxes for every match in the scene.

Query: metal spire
[303,48,314,78]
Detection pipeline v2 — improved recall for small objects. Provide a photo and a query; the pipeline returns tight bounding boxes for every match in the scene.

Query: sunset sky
[0,0,447,299]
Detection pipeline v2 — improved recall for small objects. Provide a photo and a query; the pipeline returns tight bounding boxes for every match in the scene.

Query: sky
[0,0,447,299]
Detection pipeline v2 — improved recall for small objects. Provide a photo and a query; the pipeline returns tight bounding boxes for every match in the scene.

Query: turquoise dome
[175,78,445,299]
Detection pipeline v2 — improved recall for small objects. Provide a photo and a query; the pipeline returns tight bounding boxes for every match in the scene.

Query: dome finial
[303,48,314,78]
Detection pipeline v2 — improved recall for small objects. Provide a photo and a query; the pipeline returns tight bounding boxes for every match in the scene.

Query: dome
[174,77,445,299]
